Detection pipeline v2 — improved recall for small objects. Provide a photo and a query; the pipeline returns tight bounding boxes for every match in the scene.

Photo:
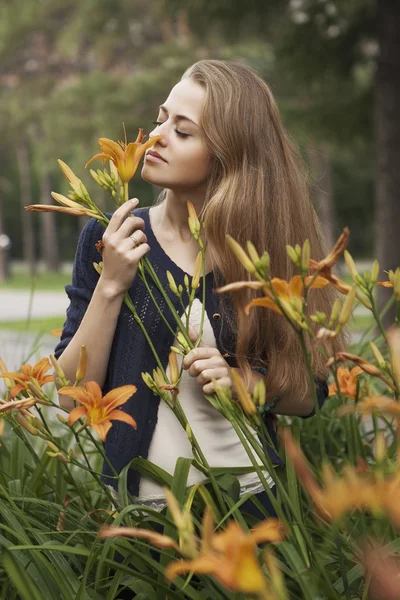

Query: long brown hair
[163,59,347,402]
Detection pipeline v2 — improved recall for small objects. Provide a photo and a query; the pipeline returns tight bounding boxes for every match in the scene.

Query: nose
[150,122,168,145]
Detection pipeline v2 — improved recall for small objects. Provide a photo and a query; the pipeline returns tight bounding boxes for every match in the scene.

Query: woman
[55,60,344,518]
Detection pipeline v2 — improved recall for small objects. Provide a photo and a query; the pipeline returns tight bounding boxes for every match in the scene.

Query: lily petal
[68,406,88,425]
[245,297,282,315]
[103,385,137,412]
[93,420,112,442]
[108,410,137,429]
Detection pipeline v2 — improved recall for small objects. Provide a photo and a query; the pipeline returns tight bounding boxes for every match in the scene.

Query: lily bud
[370,341,386,368]
[167,271,179,296]
[370,260,380,286]
[27,377,46,400]
[75,345,88,384]
[142,372,157,393]
[15,414,39,436]
[301,239,311,272]
[57,159,81,187]
[255,251,270,277]
[254,379,266,409]
[50,355,69,386]
[246,241,260,264]
[338,286,357,326]
[286,245,299,266]
[231,370,256,415]
[168,351,179,385]
[226,236,256,274]
[56,414,67,424]
[184,274,190,294]
[344,251,359,280]
[191,252,202,290]
[176,332,191,353]
[328,298,341,327]
[153,368,165,390]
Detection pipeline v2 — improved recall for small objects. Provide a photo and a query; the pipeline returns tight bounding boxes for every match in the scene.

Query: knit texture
[55,206,328,497]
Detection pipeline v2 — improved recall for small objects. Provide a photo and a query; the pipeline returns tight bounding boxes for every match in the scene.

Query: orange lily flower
[243,275,329,317]
[101,505,284,596]
[328,366,363,398]
[85,129,163,183]
[0,357,53,399]
[327,352,395,390]
[165,518,284,594]
[58,381,137,441]
[282,429,400,526]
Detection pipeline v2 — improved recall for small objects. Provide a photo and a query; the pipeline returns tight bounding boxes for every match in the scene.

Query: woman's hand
[99,198,150,297]
[182,326,233,395]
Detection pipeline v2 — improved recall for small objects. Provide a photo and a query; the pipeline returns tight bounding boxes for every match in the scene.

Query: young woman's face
[141,78,211,191]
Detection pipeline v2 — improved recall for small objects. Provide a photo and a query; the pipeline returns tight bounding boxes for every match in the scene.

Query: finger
[187,357,225,378]
[126,242,151,261]
[117,215,145,239]
[196,367,229,386]
[105,199,139,235]
[182,348,220,370]
[203,377,232,395]
[188,325,205,347]
[127,229,147,248]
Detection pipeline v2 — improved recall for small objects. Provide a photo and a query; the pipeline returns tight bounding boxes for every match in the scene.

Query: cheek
[142,143,211,188]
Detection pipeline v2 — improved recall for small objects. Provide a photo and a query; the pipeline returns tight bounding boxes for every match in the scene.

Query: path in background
[0,290,69,321]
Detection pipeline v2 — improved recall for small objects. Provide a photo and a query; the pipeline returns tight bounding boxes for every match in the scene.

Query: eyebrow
[159,105,199,127]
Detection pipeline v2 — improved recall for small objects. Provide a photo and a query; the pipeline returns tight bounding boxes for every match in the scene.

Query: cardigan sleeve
[54,218,103,359]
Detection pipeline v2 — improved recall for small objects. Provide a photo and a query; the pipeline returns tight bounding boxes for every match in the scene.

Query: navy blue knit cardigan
[55,206,328,496]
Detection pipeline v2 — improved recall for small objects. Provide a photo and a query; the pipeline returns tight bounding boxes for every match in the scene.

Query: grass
[0,270,71,292]
[0,316,65,335]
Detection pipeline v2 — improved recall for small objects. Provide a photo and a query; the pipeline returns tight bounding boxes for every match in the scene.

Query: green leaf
[2,549,43,600]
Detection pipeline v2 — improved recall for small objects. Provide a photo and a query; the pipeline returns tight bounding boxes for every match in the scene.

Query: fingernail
[130,198,139,205]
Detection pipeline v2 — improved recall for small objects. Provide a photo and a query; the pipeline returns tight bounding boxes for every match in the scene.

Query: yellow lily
[85,129,163,184]
[26,193,98,218]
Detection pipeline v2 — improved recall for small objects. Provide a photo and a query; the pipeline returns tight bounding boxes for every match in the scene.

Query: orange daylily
[85,129,163,183]
[327,352,395,390]
[101,503,284,595]
[243,275,329,317]
[58,381,137,441]
[282,429,400,526]
[0,357,53,399]
[328,366,363,398]
[165,518,284,594]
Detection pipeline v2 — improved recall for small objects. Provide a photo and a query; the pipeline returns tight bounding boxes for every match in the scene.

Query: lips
[146,150,167,162]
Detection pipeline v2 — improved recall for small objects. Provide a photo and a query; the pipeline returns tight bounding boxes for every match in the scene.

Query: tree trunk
[38,168,60,272]
[16,138,36,277]
[307,144,336,253]
[375,0,400,325]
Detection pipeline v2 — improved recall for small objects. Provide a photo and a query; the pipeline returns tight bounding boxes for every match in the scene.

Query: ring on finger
[130,232,141,248]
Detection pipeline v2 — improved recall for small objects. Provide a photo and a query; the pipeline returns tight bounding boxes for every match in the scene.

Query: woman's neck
[153,189,206,243]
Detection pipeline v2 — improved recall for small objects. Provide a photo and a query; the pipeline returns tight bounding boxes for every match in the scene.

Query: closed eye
[152,121,190,138]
